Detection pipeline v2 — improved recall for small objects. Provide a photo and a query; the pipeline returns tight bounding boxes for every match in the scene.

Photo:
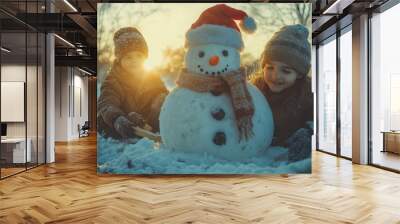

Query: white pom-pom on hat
[239,16,257,34]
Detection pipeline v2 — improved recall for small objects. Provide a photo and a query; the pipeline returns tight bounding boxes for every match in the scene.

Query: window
[317,36,337,154]
[370,3,400,171]
[339,28,352,158]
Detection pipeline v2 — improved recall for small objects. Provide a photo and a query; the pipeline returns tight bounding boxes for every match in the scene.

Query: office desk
[1,138,31,163]
[381,131,400,154]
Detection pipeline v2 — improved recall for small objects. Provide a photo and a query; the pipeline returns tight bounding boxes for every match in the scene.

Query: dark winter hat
[113,27,148,58]
[261,24,311,76]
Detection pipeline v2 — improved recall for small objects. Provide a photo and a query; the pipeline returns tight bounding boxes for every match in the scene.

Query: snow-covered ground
[97,134,311,174]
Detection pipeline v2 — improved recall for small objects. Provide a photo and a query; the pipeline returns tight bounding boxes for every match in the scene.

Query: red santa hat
[185,4,257,51]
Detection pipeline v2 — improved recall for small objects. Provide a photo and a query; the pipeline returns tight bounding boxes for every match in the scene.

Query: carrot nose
[209,55,219,66]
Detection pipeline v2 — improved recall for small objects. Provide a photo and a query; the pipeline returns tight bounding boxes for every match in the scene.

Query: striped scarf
[176,68,254,141]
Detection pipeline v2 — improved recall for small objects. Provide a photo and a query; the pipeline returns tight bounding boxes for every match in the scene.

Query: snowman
[159,4,274,161]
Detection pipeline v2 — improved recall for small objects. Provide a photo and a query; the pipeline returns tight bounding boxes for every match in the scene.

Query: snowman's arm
[242,60,261,79]
[132,126,162,142]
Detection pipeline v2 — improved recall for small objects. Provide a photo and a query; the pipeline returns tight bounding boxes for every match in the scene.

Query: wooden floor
[1,163,44,178]
[1,167,26,178]
[1,135,400,224]
[373,150,400,171]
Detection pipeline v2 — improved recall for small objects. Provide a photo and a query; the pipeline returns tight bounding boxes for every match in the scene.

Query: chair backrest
[83,121,90,129]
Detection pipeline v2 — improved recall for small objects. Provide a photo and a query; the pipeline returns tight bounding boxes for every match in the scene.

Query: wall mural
[97,3,313,174]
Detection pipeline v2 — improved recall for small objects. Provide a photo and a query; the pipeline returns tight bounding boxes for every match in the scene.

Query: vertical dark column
[73,68,75,118]
[44,9,47,164]
[336,28,341,157]
[36,0,39,167]
[60,67,62,117]
[0,18,2,179]
[25,0,28,171]
[69,69,71,118]
[367,10,373,164]
[316,45,320,151]
[92,77,97,131]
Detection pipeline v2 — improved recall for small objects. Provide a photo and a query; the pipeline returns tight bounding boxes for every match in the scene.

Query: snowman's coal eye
[198,51,205,58]
[222,50,229,57]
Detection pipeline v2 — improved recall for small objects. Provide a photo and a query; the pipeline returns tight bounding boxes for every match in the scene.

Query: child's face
[120,51,146,75]
[263,61,299,93]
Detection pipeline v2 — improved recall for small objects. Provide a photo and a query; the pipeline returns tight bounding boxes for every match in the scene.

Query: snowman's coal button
[213,131,226,145]
[211,108,225,120]
[210,89,223,96]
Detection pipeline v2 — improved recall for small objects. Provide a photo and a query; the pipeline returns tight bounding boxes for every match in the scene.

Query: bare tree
[246,3,311,34]
[242,3,312,79]
[97,4,162,82]
[294,3,312,25]
[98,4,160,55]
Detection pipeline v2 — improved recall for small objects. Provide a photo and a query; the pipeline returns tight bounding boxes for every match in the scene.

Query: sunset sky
[98,3,311,70]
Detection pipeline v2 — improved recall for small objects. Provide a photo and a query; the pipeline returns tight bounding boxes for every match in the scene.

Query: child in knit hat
[251,24,313,162]
[98,27,167,140]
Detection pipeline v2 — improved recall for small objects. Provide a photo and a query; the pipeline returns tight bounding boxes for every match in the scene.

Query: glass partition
[317,36,337,154]
[339,28,352,158]
[0,1,46,179]
[1,30,28,178]
[27,31,38,169]
[371,4,400,171]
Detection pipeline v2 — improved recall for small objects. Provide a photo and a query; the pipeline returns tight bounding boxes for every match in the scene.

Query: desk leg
[382,133,386,153]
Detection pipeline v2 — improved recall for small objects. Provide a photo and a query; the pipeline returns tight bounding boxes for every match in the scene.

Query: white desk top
[1,138,27,143]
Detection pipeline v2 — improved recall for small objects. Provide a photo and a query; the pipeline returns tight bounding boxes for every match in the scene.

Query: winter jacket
[97,63,168,139]
[251,76,313,146]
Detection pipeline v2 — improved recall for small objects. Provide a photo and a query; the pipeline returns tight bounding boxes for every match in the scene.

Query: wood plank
[0,135,399,223]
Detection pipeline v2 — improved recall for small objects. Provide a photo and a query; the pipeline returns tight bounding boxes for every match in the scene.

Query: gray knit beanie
[113,27,148,59]
[261,24,311,76]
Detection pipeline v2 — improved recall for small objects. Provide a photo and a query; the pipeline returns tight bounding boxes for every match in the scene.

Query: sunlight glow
[143,59,155,71]
[144,54,165,71]
[99,3,285,69]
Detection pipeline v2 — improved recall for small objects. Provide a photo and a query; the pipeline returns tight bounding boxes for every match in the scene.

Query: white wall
[1,64,46,164]
[1,65,26,139]
[55,67,69,141]
[55,67,89,141]
[1,65,37,138]
[76,72,89,138]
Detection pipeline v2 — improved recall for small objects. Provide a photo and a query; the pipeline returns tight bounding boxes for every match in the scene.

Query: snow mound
[97,134,311,174]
